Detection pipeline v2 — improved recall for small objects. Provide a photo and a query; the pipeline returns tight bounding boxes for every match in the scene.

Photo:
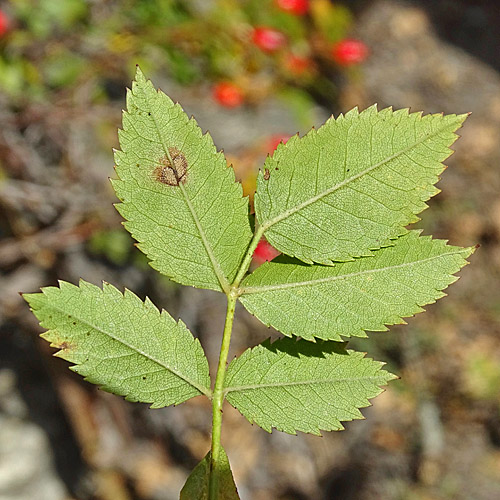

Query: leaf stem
[208,223,267,496]
[209,290,238,499]
[232,224,265,288]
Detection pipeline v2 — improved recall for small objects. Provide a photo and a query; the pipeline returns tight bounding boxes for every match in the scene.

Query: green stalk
[232,224,265,288]
[208,225,265,498]
[208,291,237,499]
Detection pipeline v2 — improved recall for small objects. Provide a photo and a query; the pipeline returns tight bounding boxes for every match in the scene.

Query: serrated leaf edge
[224,338,397,435]
[240,235,474,295]
[238,232,475,341]
[257,105,469,264]
[25,279,212,400]
[115,66,244,293]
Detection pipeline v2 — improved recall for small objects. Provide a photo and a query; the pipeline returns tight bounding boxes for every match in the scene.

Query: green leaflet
[180,448,239,500]
[255,106,468,264]
[239,231,474,341]
[24,280,211,407]
[224,338,396,435]
[113,67,252,292]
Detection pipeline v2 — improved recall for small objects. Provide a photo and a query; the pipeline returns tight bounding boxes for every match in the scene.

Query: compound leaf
[255,106,468,264]
[113,67,252,292]
[180,447,239,500]
[24,280,211,407]
[239,231,473,341]
[224,338,396,435]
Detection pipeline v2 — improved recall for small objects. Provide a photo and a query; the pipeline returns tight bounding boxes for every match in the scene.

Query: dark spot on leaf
[275,167,278,171]
[264,168,270,180]
[347,169,350,172]
[72,322,76,325]
[154,147,188,186]
[142,376,146,380]
[57,340,75,352]
[148,112,151,116]
[136,163,140,167]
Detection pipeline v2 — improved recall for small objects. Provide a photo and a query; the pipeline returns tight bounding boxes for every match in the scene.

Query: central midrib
[47,300,211,398]
[261,121,455,230]
[240,249,466,294]
[224,374,388,394]
[144,89,230,294]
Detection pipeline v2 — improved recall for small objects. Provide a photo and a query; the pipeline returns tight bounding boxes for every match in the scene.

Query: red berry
[213,82,244,108]
[252,27,287,53]
[284,54,312,75]
[275,0,309,16]
[0,10,10,37]
[253,239,281,264]
[331,38,369,66]
[268,134,290,154]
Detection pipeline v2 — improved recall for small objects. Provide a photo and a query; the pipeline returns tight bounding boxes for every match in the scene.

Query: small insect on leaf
[263,168,270,180]
[154,147,188,186]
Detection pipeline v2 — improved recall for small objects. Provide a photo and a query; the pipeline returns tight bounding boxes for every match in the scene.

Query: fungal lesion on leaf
[57,341,74,351]
[50,337,77,354]
[154,147,188,186]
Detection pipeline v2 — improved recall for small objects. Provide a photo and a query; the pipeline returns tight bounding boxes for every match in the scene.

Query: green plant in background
[0,0,359,111]
[24,69,473,499]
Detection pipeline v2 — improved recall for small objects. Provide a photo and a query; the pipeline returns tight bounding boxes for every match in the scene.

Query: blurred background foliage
[0,0,357,106]
[1,1,500,500]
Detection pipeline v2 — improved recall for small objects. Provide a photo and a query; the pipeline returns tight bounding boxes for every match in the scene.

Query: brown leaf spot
[55,340,76,352]
[154,147,188,186]
[263,168,270,180]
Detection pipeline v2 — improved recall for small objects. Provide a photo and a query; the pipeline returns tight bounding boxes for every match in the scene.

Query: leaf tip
[76,278,86,288]
[134,64,145,80]
[458,111,471,123]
